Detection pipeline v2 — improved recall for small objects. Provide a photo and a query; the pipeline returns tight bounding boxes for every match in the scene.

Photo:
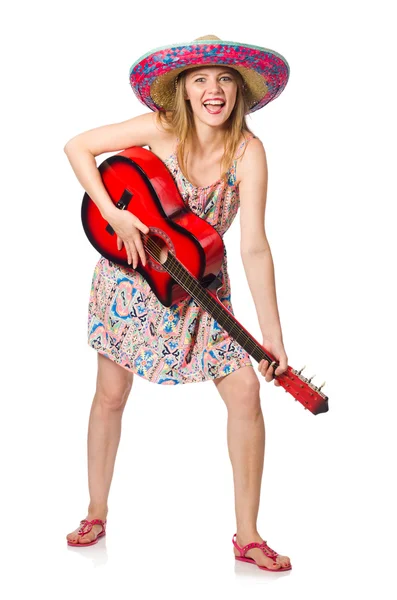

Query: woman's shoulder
[235,134,266,186]
[131,110,175,141]
[236,131,259,157]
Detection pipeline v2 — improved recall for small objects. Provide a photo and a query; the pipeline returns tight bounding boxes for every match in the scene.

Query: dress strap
[229,133,257,187]
[174,137,180,154]
[234,132,257,159]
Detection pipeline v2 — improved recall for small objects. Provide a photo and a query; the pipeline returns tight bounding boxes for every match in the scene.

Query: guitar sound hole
[148,233,169,265]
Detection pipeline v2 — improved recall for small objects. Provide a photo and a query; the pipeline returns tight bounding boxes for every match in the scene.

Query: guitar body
[82,146,225,307]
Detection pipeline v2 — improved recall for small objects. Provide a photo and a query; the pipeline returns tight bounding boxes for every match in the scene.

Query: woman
[64,34,292,571]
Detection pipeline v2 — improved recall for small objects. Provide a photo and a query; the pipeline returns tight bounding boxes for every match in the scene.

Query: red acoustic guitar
[81,146,329,415]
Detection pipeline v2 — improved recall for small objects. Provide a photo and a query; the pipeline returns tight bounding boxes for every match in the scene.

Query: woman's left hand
[258,337,288,386]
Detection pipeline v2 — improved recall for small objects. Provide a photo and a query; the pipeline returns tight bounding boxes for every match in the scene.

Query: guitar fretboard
[164,252,272,364]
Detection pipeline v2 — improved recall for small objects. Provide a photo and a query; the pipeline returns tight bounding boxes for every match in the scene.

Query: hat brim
[129,40,290,114]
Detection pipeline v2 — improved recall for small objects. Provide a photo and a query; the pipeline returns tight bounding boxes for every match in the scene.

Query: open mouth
[203,102,225,114]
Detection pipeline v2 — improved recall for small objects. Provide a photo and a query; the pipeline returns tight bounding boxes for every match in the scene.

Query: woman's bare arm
[63,112,161,219]
[239,139,283,340]
[64,112,165,266]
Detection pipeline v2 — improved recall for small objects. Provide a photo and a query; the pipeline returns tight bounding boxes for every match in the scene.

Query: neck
[189,120,227,156]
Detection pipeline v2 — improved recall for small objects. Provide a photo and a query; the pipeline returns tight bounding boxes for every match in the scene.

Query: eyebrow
[190,70,234,77]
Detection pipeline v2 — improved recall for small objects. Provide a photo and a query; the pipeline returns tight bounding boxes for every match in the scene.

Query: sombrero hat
[129,34,290,114]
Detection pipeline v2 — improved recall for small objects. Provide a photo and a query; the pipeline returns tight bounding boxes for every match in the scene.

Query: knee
[228,379,261,418]
[95,379,132,411]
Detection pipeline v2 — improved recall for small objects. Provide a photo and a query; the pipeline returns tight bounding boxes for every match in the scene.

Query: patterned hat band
[129,34,290,115]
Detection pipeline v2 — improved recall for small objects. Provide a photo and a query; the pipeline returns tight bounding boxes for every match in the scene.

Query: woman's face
[183,65,238,126]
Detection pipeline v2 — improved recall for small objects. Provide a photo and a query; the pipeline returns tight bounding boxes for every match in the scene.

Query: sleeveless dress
[87,133,256,385]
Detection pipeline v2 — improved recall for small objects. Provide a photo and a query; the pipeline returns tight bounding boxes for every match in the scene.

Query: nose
[206,78,223,92]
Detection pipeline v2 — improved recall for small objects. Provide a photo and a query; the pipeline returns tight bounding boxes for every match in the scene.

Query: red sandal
[232,533,292,571]
[67,519,107,547]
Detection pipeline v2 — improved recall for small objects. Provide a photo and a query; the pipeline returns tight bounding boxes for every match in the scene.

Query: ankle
[236,528,261,541]
[87,504,108,520]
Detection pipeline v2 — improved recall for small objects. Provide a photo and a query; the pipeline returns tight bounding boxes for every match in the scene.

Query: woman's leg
[213,365,291,569]
[66,353,133,544]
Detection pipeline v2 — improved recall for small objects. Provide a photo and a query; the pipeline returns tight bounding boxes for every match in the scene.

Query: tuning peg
[308,374,316,383]
[318,381,326,392]
[298,365,306,375]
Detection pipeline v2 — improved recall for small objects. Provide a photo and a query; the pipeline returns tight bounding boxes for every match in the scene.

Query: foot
[66,511,108,545]
[233,532,291,570]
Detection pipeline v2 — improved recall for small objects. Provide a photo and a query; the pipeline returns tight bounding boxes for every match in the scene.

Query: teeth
[204,101,224,105]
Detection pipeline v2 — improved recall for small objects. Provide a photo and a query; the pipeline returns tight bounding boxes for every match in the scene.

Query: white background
[2,0,396,598]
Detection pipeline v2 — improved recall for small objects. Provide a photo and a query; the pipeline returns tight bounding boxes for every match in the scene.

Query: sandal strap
[232,533,279,558]
[77,518,107,537]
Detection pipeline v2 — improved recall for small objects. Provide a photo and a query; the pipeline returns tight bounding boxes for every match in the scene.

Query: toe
[78,526,102,544]
[252,550,281,570]
[277,555,291,568]
[67,531,78,543]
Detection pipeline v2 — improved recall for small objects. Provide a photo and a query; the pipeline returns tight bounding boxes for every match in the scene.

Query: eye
[194,76,232,82]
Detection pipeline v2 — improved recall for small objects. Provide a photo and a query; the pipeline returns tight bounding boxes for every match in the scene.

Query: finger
[129,245,138,268]
[124,242,131,264]
[275,359,288,377]
[265,360,278,382]
[134,235,147,267]
[133,218,150,235]
[269,361,278,380]
[124,242,132,265]
[259,360,271,380]
[258,359,267,374]
[271,362,284,378]
[263,361,271,378]
[265,364,274,382]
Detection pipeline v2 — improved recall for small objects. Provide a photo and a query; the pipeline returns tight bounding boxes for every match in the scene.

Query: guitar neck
[164,252,273,365]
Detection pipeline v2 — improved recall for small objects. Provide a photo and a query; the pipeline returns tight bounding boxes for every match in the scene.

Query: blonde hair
[155,66,255,186]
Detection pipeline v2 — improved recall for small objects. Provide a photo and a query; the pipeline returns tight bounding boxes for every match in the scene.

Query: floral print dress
[87,134,256,384]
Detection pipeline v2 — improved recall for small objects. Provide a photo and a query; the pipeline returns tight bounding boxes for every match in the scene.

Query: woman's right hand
[107,209,150,268]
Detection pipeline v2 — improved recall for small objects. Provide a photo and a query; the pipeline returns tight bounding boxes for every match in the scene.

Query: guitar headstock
[277,365,329,415]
